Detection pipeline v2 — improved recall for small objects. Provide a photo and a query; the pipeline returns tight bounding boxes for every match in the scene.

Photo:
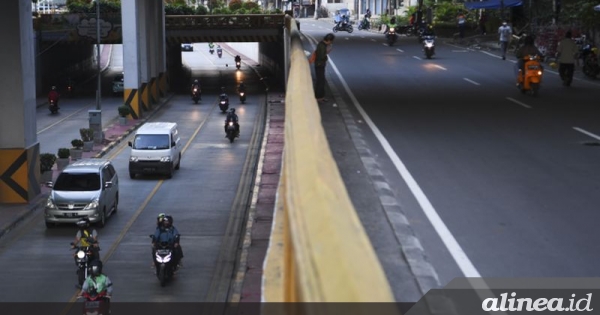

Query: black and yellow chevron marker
[139,83,150,111]
[158,72,167,97]
[0,145,40,203]
[123,89,140,119]
[149,77,158,104]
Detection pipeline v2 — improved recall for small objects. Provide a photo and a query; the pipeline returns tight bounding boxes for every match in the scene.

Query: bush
[195,5,208,15]
[229,0,243,11]
[165,3,195,15]
[118,105,131,117]
[71,139,84,149]
[40,153,57,173]
[80,128,95,142]
[243,1,259,11]
[57,148,71,159]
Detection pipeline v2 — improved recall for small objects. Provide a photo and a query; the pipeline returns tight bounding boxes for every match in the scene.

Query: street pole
[96,0,101,111]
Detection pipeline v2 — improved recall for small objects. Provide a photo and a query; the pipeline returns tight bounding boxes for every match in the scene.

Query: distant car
[334,8,352,24]
[112,73,124,95]
[181,43,193,52]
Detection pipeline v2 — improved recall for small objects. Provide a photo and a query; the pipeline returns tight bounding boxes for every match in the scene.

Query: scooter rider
[238,81,246,93]
[216,45,223,56]
[191,79,201,99]
[152,215,183,268]
[515,35,543,81]
[72,218,100,261]
[219,87,229,104]
[235,55,241,64]
[336,14,349,29]
[48,86,60,107]
[224,108,240,138]
[80,260,112,300]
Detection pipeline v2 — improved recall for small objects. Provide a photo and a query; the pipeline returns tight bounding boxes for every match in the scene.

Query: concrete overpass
[0,1,290,204]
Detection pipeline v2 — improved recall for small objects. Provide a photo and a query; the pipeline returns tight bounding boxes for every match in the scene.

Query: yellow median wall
[262,16,399,305]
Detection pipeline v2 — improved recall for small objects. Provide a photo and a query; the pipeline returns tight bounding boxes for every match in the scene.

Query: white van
[128,122,182,179]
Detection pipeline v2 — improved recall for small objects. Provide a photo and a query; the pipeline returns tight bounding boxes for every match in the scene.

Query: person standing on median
[314,33,335,103]
[498,21,512,60]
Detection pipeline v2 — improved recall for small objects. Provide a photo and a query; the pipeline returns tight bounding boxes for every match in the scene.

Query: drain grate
[581,141,600,146]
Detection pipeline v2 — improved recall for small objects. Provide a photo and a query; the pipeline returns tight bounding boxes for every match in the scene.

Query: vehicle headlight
[425,43,433,47]
[77,251,86,259]
[84,199,99,210]
[193,88,197,92]
[129,156,139,162]
[220,101,226,104]
[160,156,171,163]
[538,71,542,75]
[229,122,234,126]
[45,197,56,209]
[240,92,244,96]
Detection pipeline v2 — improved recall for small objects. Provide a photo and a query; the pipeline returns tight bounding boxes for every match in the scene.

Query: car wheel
[97,210,106,228]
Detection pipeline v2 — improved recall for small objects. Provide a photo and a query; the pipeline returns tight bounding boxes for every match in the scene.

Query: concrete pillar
[147,2,158,106]
[122,0,142,119]
[0,1,40,203]
[138,1,150,112]
[157,1,168,96]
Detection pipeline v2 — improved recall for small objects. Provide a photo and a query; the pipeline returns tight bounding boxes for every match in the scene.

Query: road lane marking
[37,103,94,134]
[573,127,600,141]
[451,50,469,52]
[481,51,501,59]
[463,78,480,85]
[396,48,404,52]
[371,39,376,42]
[506,97,532,108]
[433,65,447,70]
[327,51,482,279]
[413,56,422,60]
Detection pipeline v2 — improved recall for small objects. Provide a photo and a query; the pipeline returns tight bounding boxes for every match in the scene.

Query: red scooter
[79,290,110,315]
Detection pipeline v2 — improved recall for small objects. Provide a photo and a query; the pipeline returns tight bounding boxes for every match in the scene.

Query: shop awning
[463,0,523,10]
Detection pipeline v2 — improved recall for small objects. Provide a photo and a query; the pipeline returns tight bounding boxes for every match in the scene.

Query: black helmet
[230,108,236,114]
[51,86,57,91]
[194,79,198,84]
[90,260,103,276]
[76,218,90,229]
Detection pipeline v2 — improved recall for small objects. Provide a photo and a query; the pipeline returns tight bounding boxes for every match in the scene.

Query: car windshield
[53,173,101,191]
[132,134,170,150]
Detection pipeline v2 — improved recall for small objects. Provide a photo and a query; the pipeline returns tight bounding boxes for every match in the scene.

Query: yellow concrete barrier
[262,17,398,305]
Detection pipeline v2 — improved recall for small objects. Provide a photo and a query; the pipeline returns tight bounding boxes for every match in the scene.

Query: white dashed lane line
[396,48,404,52]
[573,127,600,141]
[413,56,422,60]
[433,65,447,70]
[463,78,480,85]
[506,97,532,109]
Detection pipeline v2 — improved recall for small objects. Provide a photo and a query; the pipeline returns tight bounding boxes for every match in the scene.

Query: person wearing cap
[498,20,513,60]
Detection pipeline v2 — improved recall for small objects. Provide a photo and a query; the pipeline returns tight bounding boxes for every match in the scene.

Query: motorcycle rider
[191,79,201,99]
[216,45,223,56]
[48,86,60,108]
[224,108,240,138]
[208,42,215,52]
[385,16,397,34]
[336,14,349,30]
[238,81,246,93]
[235,55,241,65]
[72,218,100,262]
[152,216,183,269]
[365,8,371,19]
[515,35,543,82]
[219,86,229,104]
[556,30,578,85]
[80,260,112,301]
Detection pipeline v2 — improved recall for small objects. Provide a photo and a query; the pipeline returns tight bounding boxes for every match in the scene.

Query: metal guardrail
[261,16,399,304]
[165,14,284,29]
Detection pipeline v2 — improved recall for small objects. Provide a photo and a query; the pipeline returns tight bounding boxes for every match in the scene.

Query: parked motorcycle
[423,35,435,59]
[49,99,59,114]
[517,55,544,96]
[191,87,201,104]
[333,22,353,33]
[219,96,229,113]
[581,45,599,79]
[225,121,238,143]
[386,27,397,46]
[71,242,95,287]
[79,290,110,315]
[150,235,179,287]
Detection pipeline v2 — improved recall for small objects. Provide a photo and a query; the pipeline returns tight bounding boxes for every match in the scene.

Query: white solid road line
[463,78,481,85]
[481,51,501,59]
[327,53,482,279]
[413,56,422,60]
[506,97,532,109]
[433,65,447,70]
[573,127,600,141]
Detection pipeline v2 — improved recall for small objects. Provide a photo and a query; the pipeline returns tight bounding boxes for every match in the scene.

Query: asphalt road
[300,19,600,299]
[0,44,263,302]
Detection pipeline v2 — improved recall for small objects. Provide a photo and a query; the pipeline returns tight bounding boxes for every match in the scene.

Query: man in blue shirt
[152,216,183,268]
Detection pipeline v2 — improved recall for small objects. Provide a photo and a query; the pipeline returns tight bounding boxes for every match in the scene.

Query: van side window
[107,164,116,179]
[102,167,111,185]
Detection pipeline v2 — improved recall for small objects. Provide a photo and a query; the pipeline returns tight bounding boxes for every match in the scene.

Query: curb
[0,194,48,241]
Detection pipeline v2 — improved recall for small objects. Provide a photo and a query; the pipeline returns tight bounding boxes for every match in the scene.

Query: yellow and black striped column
[123,89,140,119]
[139,82,151,111]
[158,72,168,97]
[0,145,40,203]
[149,77,159,105]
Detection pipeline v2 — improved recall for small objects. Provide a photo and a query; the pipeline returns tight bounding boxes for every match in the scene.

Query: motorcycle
[239,90,246,104]
[423,35,435,59]
[79,290,110,315]
[209,48,214,54]
[225,121,238,143]
[150,235,179,287]
[581,44,599,79]
[191,87,201,104]
[235,61,241,70]
[386,27,397,46]
[333,21,353,33]
[357,18,370,30]
[49,99,59,114]
[219,96,229,113]
[517,55,544,96]
[71,242,96,287]
[217,48,223,58]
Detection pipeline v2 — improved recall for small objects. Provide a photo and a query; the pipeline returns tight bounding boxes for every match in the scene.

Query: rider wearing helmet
[235,55,241,63]
[224,108,240,137]
[191,79,201,99]
[81,260,113,299]
[219,86,229,103]
[48,86,60,107]
[152,215,183,268]
[237,81,246,93]
[515,35,543,81]
[72,218,99,261]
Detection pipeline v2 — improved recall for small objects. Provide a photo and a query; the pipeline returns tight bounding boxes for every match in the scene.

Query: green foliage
[195,5,208,15]
[80,128,95,141]
[213,7,232,14]
[432,2,465,23]
[165,3,195,15]
[118,105,131,117]
[229,0,243,11]
[243,1,259,11]
[67,0,120,14]
[71,139,84,148]
[40,153,57,173]
[236,8,248,14]
[57,148,71,159]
